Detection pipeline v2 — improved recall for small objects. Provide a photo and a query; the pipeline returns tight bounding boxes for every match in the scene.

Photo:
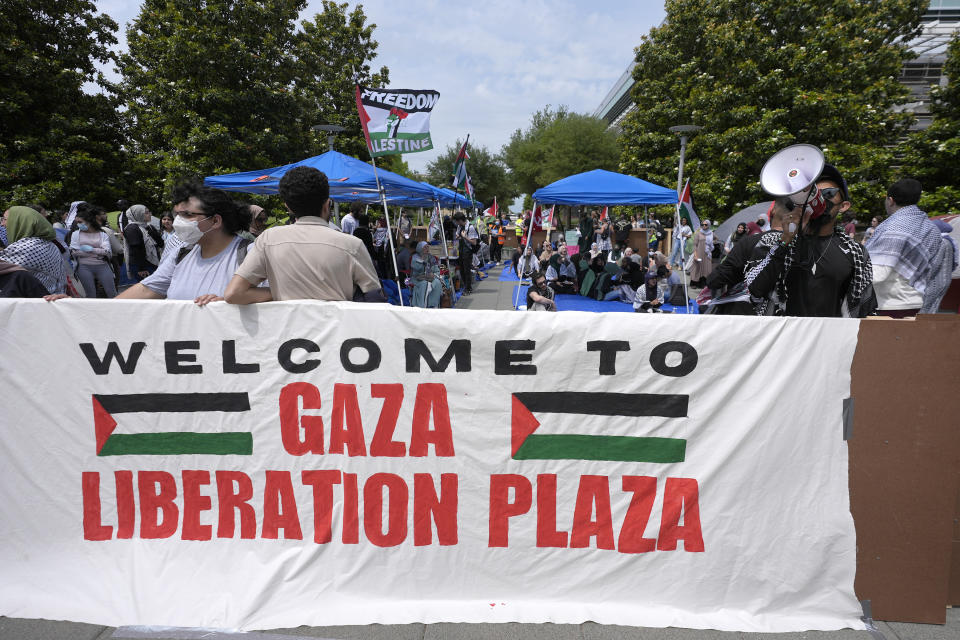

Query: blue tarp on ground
[532,169,678,206]
[204,150,437,203]
[512,285,699,313]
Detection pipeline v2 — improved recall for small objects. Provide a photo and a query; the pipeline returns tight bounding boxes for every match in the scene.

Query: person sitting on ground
[516,244,539,279]
[604,254,645,303]
[0,206,66,294]
[588,242,601,261]
[634,270,669,313]
[545,244,578,294]
[226,166,383,303]
[122,204,163,281]
[526,270,556,311]
[410,241,443,308]
[70,204,116,298]
[117,182,256,305]
[607,243,624,264]
[538,239,554,268]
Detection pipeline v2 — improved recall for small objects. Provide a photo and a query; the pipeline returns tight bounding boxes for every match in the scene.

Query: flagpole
[434,200,455,299]
[514,200,537,309]
[369,156,404,307]
[676,179,691,314]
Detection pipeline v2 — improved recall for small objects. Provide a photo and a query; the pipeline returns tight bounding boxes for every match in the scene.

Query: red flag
[483,197,497,217]
[600,206,609,221]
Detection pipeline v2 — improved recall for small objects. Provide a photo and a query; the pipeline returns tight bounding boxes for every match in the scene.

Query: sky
[95,0,666,174]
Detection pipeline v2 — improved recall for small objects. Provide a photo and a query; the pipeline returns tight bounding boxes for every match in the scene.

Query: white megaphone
[760,144,828,232]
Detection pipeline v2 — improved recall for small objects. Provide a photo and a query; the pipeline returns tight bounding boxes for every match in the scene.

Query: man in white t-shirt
[339,202,360,236]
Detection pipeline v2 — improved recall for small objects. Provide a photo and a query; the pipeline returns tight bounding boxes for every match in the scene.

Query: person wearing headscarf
[122,204,162,280]
[0,206,67,294]
[515,244,539,279]
[634,270,669,313]
[724,223,749,255]
[545,244,578,295]
[689,219,714,287]
[410,241,443,308]
[70,204,116,297]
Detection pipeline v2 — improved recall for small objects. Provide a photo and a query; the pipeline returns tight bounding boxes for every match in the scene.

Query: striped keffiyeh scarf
[865,205,943,295]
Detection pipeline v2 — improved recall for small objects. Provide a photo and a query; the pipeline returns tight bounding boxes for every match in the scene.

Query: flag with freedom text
[356,85,440,157]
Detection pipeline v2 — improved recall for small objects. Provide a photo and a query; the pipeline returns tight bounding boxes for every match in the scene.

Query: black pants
[491,242,502,262]
[459,252,472,292]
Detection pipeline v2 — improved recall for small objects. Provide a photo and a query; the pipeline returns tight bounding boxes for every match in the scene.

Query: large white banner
[0,300,863,632]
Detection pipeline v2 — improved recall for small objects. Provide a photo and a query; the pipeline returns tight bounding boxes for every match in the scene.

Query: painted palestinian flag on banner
[355,85,440,157]
[543,205,556,229]
[452,137,470,189]
[679,179,700,229]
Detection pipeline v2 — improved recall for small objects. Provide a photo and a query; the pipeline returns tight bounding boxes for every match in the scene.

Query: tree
[619,0,925,221]
[0,0,125,208]
[901,34,960,215]
[424,140,517,206]
[295,1,390,161]
[503,105,620,196]
[119,0,310,203]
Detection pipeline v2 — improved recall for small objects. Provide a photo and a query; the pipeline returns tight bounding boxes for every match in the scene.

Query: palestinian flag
[452,137,470,189]
[600,206,609,221]
[678,179,700,229]
[355,85,440,157]
[427,203,441,241]
[483,197,497,218]
[543,205,556,229]
[464,169,475,202]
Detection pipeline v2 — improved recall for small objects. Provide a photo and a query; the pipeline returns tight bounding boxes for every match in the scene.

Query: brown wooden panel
[849,315,960,623]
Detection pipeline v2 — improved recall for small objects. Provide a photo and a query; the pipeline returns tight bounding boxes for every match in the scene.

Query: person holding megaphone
[747,145,877,318]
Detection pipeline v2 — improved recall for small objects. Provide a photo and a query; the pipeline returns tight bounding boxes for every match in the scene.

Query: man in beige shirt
[224,166,382,304]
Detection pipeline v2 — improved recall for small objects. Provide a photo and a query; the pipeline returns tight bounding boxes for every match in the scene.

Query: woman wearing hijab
[0,206,67,294]
[70,205,116,297]
[724,223,748,255]
[634,270,669,313]
[122,204,162,281]
[410,241,443,308]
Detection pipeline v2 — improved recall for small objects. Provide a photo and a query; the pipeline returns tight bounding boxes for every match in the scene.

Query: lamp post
[668,124,702,313]
[311,124,347,223]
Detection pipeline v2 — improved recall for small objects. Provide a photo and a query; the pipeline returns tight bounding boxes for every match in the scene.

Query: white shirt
[340,213,357,235]
[872,265,923,310]
[142,236,243,300]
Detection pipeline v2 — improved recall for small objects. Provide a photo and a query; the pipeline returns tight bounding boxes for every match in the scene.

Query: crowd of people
[1,163,955,320]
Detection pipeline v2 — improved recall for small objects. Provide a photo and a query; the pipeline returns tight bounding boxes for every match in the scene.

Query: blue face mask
[78,223,89,231]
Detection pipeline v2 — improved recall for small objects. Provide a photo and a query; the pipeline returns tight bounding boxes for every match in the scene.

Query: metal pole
[369,157,404,307]
[675,135,691,314]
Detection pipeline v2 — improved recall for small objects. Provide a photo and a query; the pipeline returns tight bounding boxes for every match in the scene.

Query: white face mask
[173,216,211,244]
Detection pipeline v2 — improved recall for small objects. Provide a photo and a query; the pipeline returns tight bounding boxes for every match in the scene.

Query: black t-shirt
[0,270,49,298]
[784,234,853,317]
[526,284,555,308]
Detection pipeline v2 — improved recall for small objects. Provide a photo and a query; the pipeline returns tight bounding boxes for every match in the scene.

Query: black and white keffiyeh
[865,204,943,294]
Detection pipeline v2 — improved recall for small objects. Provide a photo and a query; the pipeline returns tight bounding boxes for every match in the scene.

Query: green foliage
[0,0,125,208]
[296,1,390,161]
[424,140,517,206]
[619,0,926,221]
[902,34,960,215]
[118,0,389,205]
[503,105,620,196]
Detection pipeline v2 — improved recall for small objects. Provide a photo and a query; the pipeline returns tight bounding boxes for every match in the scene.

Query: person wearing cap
[866,178,951,316]
[747,164,877,317]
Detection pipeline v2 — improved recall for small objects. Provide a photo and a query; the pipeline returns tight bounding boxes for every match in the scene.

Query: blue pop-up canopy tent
[204,150,436,203]
[532,169,678,205]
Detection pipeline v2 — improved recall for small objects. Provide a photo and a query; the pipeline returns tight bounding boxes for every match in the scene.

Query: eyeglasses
[174,209,209,219]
